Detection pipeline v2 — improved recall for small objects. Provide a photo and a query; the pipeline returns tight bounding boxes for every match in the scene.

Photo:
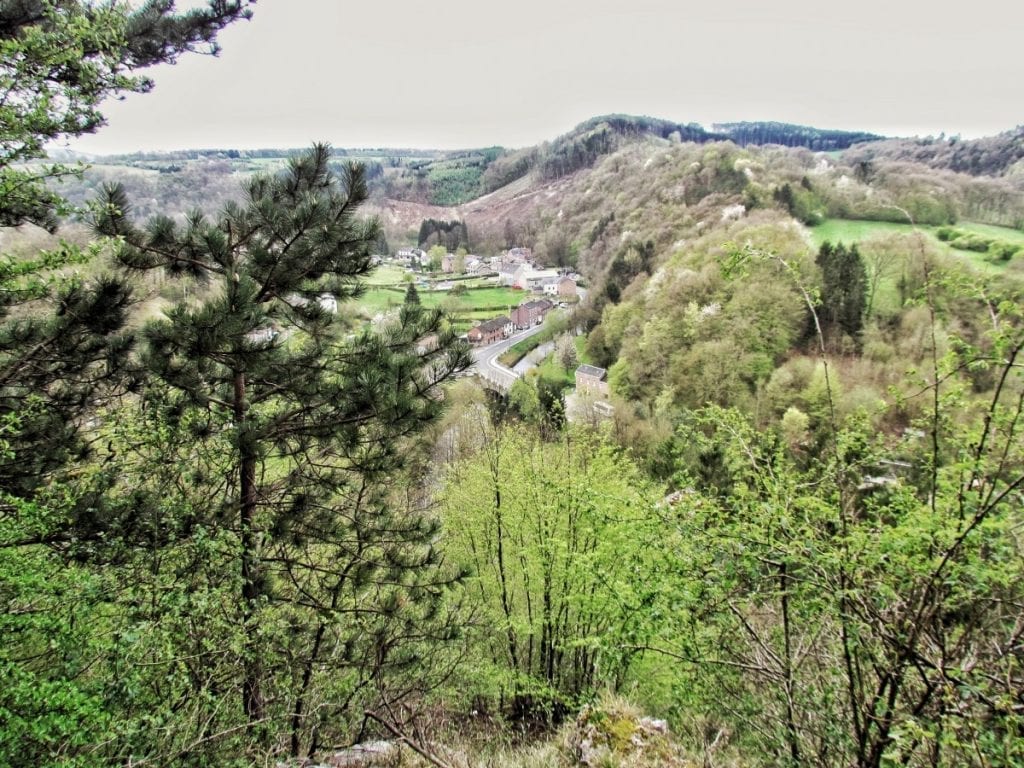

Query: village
[388,244,580,345]
[385,244,612,420]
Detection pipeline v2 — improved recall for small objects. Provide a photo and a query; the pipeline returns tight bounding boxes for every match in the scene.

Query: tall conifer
[93,145,470,738]
[816,240,867,338]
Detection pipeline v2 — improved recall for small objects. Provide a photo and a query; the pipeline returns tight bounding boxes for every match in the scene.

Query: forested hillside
[5,4,1024,766]
[714,121,884,150]
[59,116,887,212]
[844,126,1024,179]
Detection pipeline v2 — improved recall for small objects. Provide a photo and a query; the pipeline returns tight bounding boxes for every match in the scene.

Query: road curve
[469,323,547,390]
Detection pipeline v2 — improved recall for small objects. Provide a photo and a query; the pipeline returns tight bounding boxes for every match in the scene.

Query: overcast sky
[65,0,1024,155]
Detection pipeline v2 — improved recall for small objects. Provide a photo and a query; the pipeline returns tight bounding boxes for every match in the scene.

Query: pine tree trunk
[235,369,265,724]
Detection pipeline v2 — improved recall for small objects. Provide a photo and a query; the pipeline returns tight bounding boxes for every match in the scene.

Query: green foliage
[426,161,486,205]
[441,423,661,709]
[934,225,1023,261]
[498,336,542,369]
[0,505,114,767]
[656,362,1024,765]
[0,0,250,503]
[0,7,257,757]
[0,259,133,500]
[534,373,567,430]
[774,181,825,224]
[626,261,1024,766]
[85,145,472,757]
[596,215,810,408]
[817,240,867,339]
[370,148,513,205]
[716,121,884,151]
[497,317,564,368]
[844,127,1024,178]
[555,333,578,370]
[404,281,421,305]
[427,243,447,272]
[418,218,469,250]
[0,0,252,230]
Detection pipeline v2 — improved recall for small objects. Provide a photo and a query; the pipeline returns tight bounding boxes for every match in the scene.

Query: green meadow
[809,218,1024,275]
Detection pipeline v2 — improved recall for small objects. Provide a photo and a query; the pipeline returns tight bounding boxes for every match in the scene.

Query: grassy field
[446,287,527,307]
[808,219,924,247]
[366,265,502,289]
[352,285,528,317]
[366,264,408,285]
[954,222,1024,245]
[809,219,1021,275]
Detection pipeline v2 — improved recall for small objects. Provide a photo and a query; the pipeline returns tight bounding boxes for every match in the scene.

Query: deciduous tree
[441,423,660,713]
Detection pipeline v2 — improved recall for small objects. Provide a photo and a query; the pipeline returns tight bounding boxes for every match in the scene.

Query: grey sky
[66,0,1024,155]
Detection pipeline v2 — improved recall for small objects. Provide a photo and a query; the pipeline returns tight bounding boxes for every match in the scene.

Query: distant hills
[369,116,889,204]
[844,125,1024,178]
[57,116,1024,209]
[55,116,890,207]
[50,114,1024,261]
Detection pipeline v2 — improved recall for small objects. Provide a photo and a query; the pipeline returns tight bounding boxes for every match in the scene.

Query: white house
[543,275,577,297]
[514,265,560,291]
[497,262,519,286]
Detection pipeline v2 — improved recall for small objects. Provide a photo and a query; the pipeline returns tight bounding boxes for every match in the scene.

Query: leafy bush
[950,234,990,252]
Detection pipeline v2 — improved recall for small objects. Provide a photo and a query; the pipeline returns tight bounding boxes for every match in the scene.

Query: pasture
[809,219,1023,275]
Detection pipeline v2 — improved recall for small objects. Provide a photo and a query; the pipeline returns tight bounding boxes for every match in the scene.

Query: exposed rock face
[278,740,399,768]
[566,702,683,766]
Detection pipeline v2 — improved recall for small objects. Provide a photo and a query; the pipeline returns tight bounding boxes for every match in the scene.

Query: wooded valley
[3,2,1023,766]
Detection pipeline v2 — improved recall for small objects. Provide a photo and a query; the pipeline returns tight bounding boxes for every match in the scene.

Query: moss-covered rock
[563,697,691,767]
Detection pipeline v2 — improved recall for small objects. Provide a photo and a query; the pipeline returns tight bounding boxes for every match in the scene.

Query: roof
[476,316,510,333]
[576,364,607,380]
[519,299,553,311]
[523,268,560,280]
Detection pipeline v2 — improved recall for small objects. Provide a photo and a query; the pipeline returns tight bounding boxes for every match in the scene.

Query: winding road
[470,322,547,392]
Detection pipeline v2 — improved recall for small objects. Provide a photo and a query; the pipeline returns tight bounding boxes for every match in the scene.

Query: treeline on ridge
[845,126,1024,179]
[713,121,884,150]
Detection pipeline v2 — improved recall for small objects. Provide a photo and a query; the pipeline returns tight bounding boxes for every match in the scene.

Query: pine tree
[0,4,256,761]
[404,281,421,305]
[816,241,867,339]
[0,269,133,500]
[1,0,254,230]
[0,0,251,512]
[93,145,470,745]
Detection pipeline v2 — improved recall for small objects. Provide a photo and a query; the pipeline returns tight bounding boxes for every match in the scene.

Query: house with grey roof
[510,299,554,330]
[468,316,512,345]
[575,364,609,397]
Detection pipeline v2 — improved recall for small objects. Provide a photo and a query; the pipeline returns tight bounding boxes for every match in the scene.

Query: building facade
[510,299,553,329]
[468,316,512,345]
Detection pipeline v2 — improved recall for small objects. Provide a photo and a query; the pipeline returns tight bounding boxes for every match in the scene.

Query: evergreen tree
[0,0,253,498]
[816,241,867,338]
[0,262,133,500]
[1,0,254,229]
[404,281,421,305]
[0,0,252,515]
[0,4,254,762]
[93,145,471,746]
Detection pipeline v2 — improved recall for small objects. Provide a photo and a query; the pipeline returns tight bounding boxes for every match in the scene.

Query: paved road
[470,323,547,391]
